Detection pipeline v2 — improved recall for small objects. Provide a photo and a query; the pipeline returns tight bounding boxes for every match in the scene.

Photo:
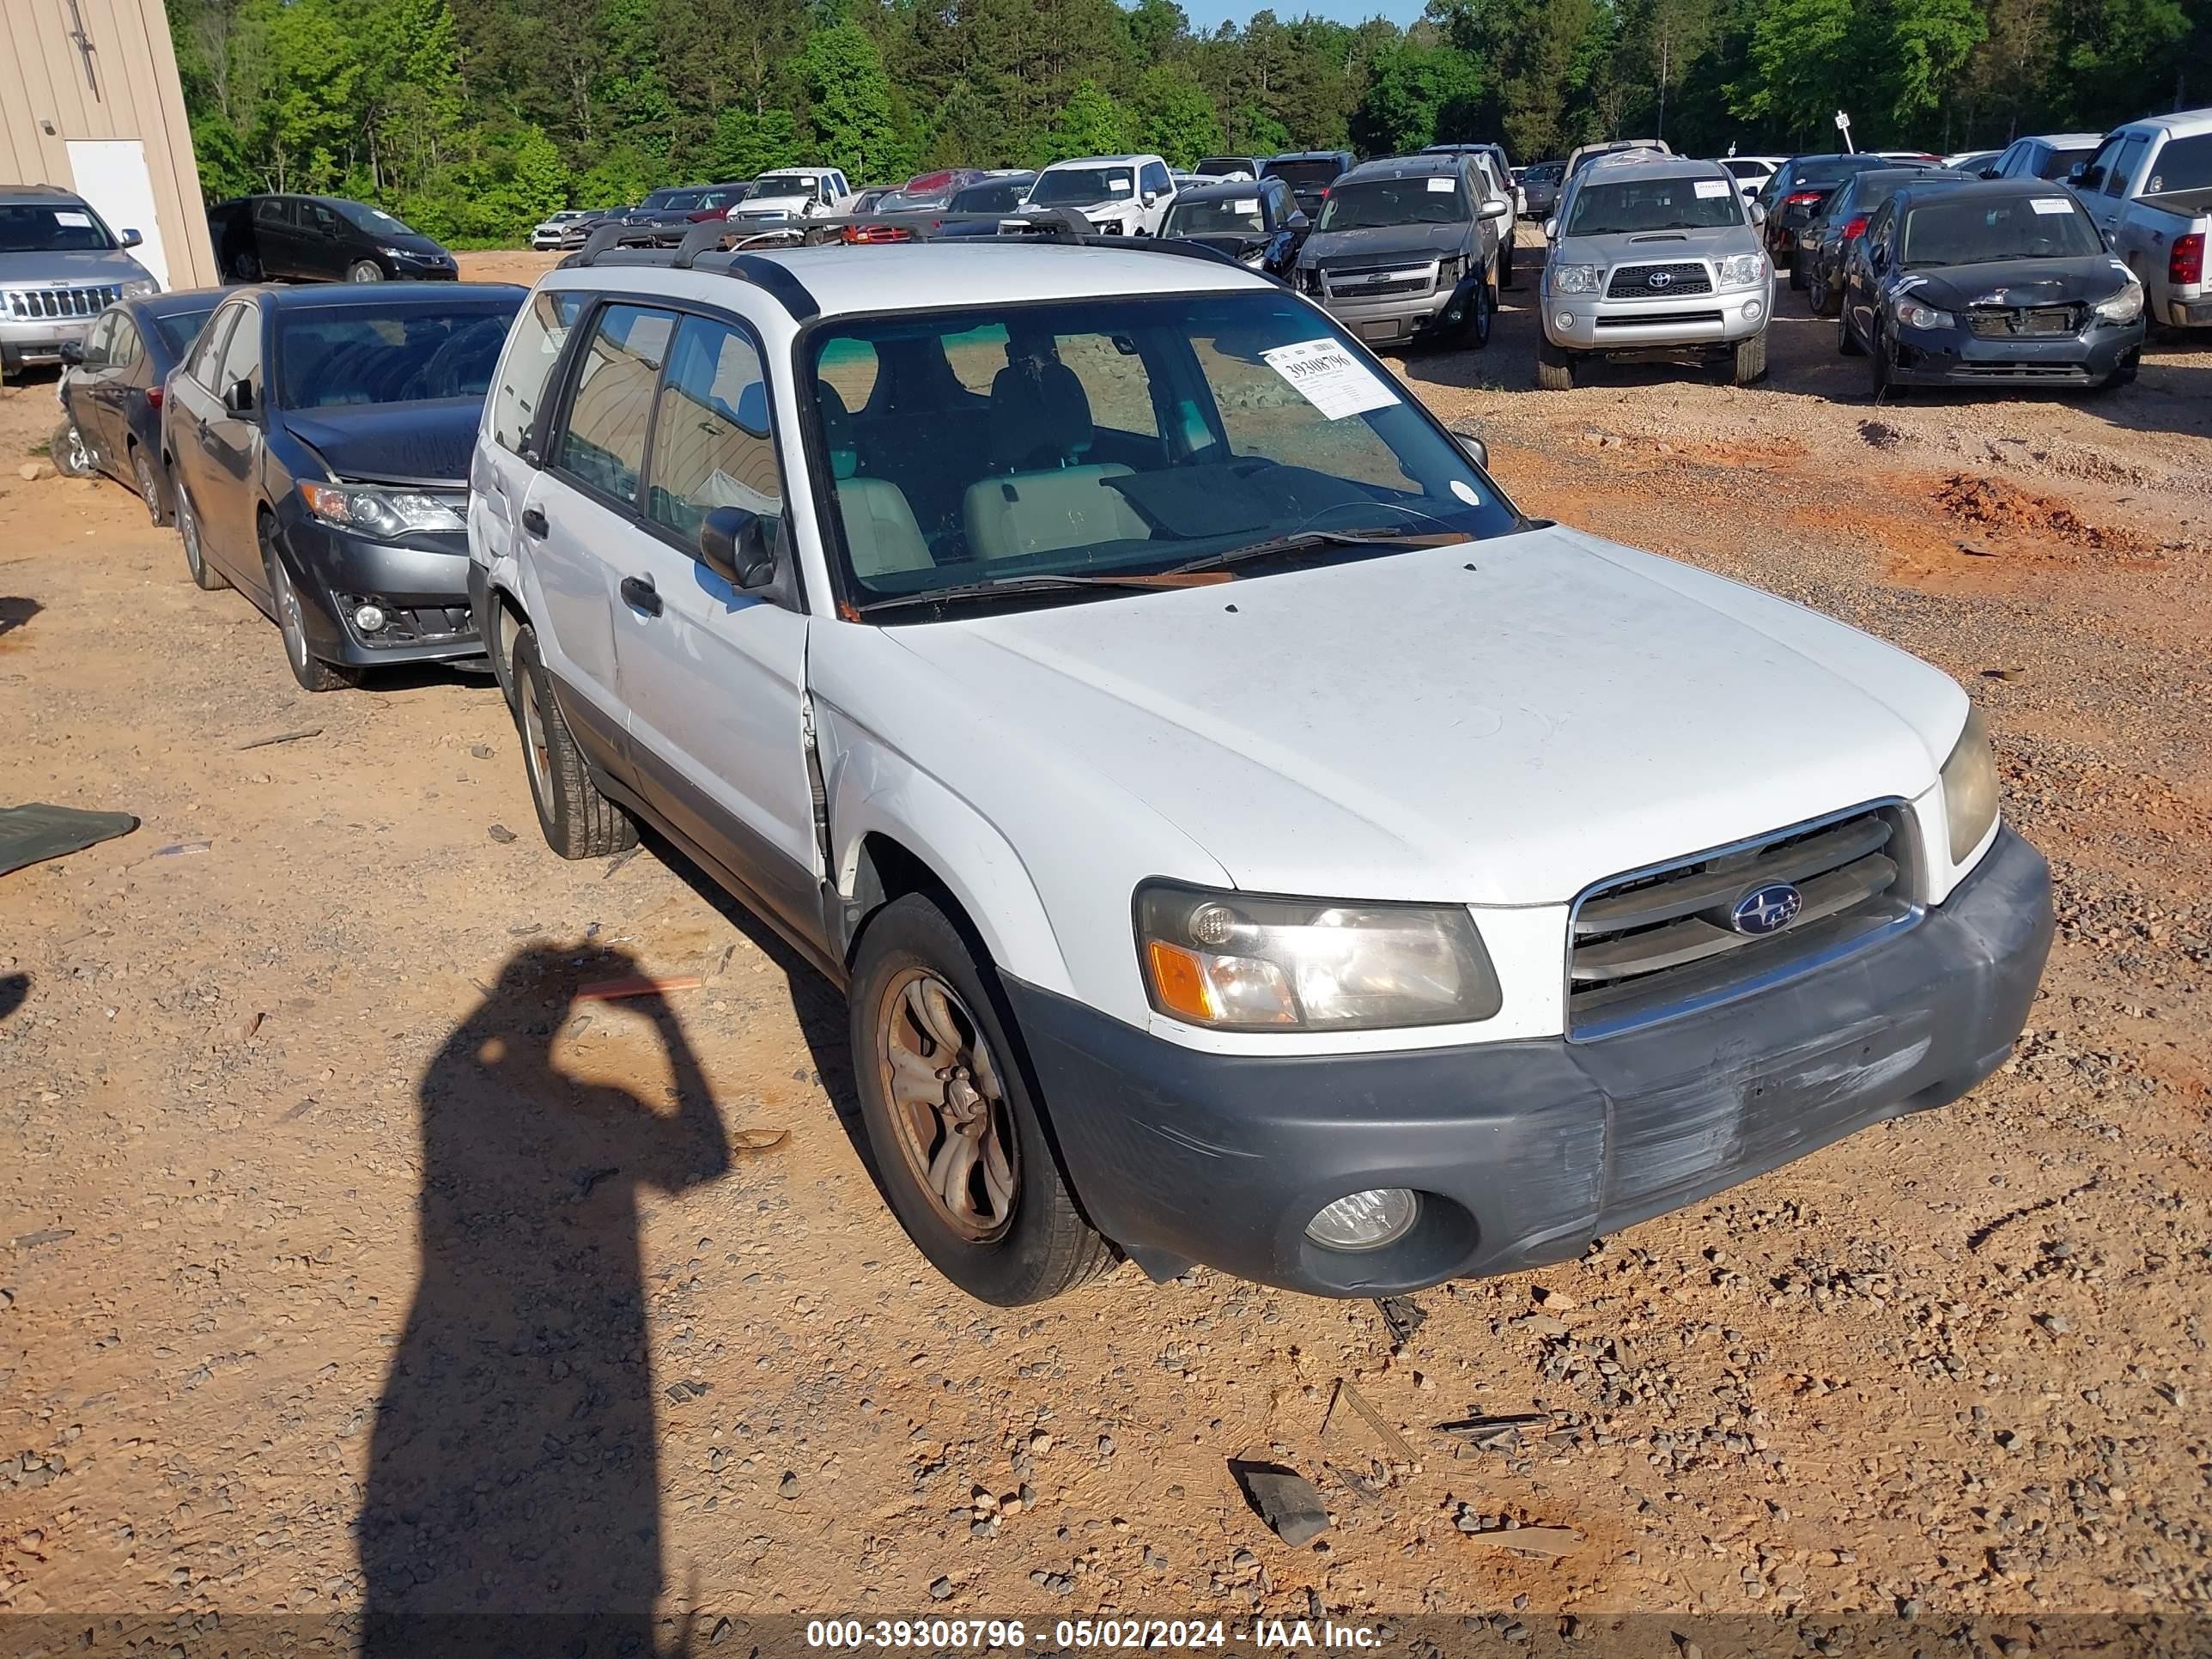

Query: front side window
[188,306,240,386]
[645,314,782,544]
[216,306,262,398]
[273,300,522,410]
[1565,176,1743,235]
[1317,176,1466,231]
[2105,136,2148,197]
[0,203,117,252]
[2038,146,2094,181]
[555,304,677,504]
[111,318,143,369]
[803,292,1516,615]
[490,289,588,454]
[252,198,293,228]
[1902,195,2103,266]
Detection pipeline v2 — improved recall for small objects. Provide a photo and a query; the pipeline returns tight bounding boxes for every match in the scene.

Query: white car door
[524,299,684,756]
[613,305,820,936]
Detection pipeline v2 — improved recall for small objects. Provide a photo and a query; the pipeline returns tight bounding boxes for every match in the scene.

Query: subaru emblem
[1730,882,1802,936]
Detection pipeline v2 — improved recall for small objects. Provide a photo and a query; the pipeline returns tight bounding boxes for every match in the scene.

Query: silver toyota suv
[1538,153,1773,389]
[0,185,160,381]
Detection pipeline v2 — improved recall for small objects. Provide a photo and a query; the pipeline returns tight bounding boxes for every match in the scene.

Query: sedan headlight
[1941,706,2001,864]
[298,480,465,539]
[1713,252,1765,289]
[121,277,160,299]
[1896,299,1955,331]
[1136,882,1502,1030]
[1549,262,1602,295]
[2094,279,2144,324]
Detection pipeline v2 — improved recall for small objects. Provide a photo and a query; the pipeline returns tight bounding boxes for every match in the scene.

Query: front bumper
[279,511,484,666]
[1546,284,1771,349]
[1011,827,2052,1297]
[0,315,94,371]
[1311,277,1483,344]
[1889,318,2144,386]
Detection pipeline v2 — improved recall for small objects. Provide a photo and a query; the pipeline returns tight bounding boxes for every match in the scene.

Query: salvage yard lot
[1,249,2208,1637]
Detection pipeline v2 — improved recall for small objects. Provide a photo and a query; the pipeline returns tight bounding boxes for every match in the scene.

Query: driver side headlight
[1136,882,1502,1030]
[1941,706,2001,865]
[1713,252,1766,289]
[299,481,465,539]
[2094,278,2144,324]
[1897,299,1955,331]
[1549,262,1602,295]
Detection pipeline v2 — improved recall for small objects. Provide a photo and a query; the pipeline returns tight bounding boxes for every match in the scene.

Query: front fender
[823,733,1076,1000]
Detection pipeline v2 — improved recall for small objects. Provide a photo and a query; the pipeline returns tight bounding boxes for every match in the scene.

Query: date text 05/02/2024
[802,1618,1384,1650]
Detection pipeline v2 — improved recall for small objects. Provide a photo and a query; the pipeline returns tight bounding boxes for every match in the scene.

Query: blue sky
[1180,0,1430,29]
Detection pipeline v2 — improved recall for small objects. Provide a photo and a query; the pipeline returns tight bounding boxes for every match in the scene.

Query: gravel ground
[0,246,2206,1651]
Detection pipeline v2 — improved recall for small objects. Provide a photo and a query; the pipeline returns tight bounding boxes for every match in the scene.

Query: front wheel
[51,419,92,478]
[1534,334,1577,391]
[262,520,360,691]
[1459,277,1492,349]
[346,259,386,283]
[1730,331,1769,386]
[1838,309,1864,356]
[1869,325,1903,398]
[1500,238,1517,289]
[850,893,1115,1306]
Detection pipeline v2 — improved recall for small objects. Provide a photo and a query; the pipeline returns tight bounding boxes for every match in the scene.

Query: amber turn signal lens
[1146,939,1218,1024]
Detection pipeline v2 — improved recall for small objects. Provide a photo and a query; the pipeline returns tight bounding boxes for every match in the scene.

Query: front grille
[1569,805,1917,1036]
[1953,362,2089,379]
[1607,262,1711,298]
[1322,264,1435,301]
[3,283,121,320]
[1966,304,2084,338]
[1595,310,1723,327]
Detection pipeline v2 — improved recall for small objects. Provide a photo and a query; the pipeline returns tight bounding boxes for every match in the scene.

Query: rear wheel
[850,893,1115,1305]
[1534,334,1577,391]
[346,259,386,283]
[51,419,91,478]
[1807,262,1837,316]
[228,247,262,283]
[1500,237,1517,289]
[512,623,637,859]
[1730,331,1769,386]
[262,519,360,691]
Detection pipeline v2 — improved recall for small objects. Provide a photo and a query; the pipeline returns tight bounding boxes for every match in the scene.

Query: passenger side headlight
[2094,279,2144,324]
[1436,253,1468,284]
[1713,252,1765,289]
[1941,706,2001,865]
[1549,262,1602,295]
[1136,883,1502,1030]
[299,480,465,538]
[121,277,161,299]
[1896,300,1955,331]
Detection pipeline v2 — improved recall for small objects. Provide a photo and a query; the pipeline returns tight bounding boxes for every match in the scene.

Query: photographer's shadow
[359,944,731,1655]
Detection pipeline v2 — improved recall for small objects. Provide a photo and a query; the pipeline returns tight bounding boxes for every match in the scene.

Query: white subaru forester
[466,227,2051,1306]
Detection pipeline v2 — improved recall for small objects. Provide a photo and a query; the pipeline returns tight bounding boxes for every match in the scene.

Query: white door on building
[67,140,169,289]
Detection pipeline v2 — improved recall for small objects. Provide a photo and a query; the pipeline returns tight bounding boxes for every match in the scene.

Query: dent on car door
[617,310,821,938]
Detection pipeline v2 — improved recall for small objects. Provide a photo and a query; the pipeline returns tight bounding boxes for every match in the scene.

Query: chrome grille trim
[3,283,122,320]
[1566,799,1922,1042]
[1607,261,1711,298]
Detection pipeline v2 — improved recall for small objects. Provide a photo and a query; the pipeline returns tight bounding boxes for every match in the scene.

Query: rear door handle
[520,506,548,538]
[620,574,662,617]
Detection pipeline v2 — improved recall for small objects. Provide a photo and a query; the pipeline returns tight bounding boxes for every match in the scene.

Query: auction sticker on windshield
[1694,179,1730,198]
[2029,198,2073,215]
[1426,177,1454,192]
[1261,338,1400,420]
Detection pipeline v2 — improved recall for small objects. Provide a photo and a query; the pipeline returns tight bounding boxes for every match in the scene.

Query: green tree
[1352,41,1482,155]
[1132,65,1224,167]
[1729,0,1856,145]
[249,0,364,191]
[709,106,803,179]
[800,20,904,178]
[1036,78,1132,163]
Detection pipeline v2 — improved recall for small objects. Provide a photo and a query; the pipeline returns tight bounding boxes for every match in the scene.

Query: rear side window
[556,304,677,506]
[644,315,783,544]
[489,289,587,456]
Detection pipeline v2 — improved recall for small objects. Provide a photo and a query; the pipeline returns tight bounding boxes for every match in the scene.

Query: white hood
[884,526,1967,905]
[736,194,811,218]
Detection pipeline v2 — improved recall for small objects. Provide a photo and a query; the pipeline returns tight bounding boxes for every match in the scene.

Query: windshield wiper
[853,568,1231,617]
[1163,526,1470,577]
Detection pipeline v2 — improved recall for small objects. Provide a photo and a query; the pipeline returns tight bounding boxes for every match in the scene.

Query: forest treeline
[167,0,2207,243]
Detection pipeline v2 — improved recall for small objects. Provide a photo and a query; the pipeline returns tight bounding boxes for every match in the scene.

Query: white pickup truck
[2073,107,2212,329]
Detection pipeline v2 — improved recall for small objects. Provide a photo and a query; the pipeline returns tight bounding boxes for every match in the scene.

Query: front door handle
[620,574,662,617]
[520,506,548,538]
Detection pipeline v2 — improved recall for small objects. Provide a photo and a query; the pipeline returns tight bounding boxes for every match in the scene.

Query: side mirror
[1747,201,1767,227]
[1979,167,2001,179]
[58,340,83,367]
[1287,210,1309,230]
[1455,431,1489,471]
[222,377,255,416]
[1541,217,1559,240]
[120,228,143,249]
[1480,198,1511,220]
[698,505,776,590]
[2075,164,2101,189]
[1142,191,1158,209]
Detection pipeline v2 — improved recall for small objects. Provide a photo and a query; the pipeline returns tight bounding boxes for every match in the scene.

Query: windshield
[1266,159,1344,190]
[332,199,421,238]
[1029,167,1134,207]
[1722,159,1768,179]
[1524,163,1564,183]
[1903,195,2103,267]
[950,181,1029,212]
[1565,175,1742,234]
[745,176,817,201]
[1196,160,1255,178]
[1317,177,1465,231]
[275,301,522,410]
[1164,194,1267,235]
[642,189,703,211]
[805,293,1516,614]
[153,307,217,359]
[0,203,118,253]
[2148,133,2212,193]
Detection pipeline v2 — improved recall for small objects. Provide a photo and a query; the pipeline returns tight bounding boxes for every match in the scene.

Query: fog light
[1555,311,1574,331]
[354,603,387,634]
[1306,1188,1419,1252]
[1742,298,1765,322]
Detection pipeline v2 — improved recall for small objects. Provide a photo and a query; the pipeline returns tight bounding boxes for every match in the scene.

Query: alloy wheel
[60,423,89,476]
[270,552,311,673]
[348,261,385,283]
[133,450,161,520]
[180,495,205,578]
[876,968,1019,1243]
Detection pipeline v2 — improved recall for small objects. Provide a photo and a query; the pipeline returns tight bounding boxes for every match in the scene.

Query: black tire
[228,246,261,283]
[1730,331,1769,386]
[1789,249,1808,291]
[51,419,92,478]
[1838,310,1864,356]
[346,259,386,283]
[131,441,171,526]
[1808,263,1837,316]
[1500,237,1517,289]
[176,485,228,591]
[2090,356,2140,393]
[1460,276,1492,349]
[262,518,360,692]
[1869,324,1898,398]
[1534,334,1577,391]
[848,892,1115,1306]
[511,623,636,859]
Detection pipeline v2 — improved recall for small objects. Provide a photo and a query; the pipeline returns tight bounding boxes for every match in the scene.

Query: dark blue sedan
[161,281,524,691]
[52,290,222,524]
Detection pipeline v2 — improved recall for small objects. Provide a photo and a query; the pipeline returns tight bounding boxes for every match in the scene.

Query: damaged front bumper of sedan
[1887,304,2146,387]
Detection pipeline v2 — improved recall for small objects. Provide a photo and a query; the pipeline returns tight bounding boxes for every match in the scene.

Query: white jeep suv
[466,229,2051,1306]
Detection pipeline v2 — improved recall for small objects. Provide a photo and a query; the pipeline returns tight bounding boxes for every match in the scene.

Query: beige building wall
[0,0,220,289]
